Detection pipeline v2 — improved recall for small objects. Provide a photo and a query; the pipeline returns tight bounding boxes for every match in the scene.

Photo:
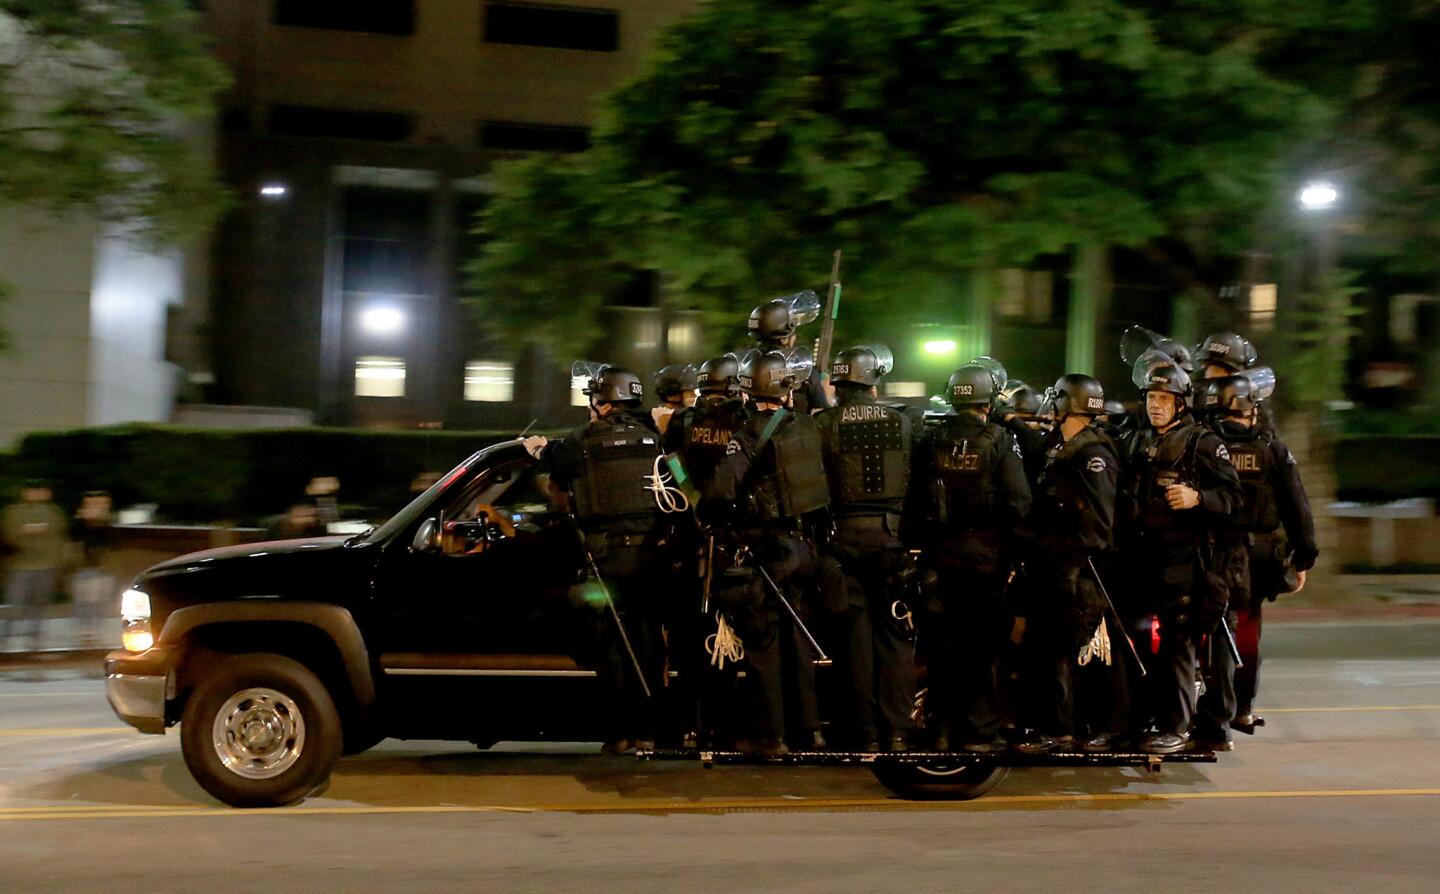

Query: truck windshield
[361,449,487,545]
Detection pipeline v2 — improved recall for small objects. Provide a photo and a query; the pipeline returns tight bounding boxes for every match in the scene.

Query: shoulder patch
[1012,440,1023,458]
[1285,449,1297,466]
[725,438,743,456]
[1216,443,1230,462]
[1086,456,1107,473]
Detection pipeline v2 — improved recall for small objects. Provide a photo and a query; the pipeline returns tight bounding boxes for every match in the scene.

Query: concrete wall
[0,212,185,447]
[0,211,98,446]
[88,226,183,426]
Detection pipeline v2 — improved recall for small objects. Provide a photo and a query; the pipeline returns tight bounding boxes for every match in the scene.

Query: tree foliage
[469,0,1334,354]
[0,0,229,244]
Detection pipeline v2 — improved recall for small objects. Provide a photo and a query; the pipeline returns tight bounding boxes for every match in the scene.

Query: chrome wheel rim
[212,687,306,779]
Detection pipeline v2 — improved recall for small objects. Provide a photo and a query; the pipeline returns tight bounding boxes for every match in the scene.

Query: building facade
[200,0,699,429]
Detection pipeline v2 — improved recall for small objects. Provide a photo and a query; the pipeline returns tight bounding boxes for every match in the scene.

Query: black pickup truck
[106,439,632,806]
[107,438,1214,807]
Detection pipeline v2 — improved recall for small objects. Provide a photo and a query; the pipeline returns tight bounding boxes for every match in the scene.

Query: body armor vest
[1132,423,1205,530]
[826,400,910,513]
[752,412,830,521]
[1219,427,1279,531]
[572,417,663,520]
[678,400,746,491]
[929,418,1000,527]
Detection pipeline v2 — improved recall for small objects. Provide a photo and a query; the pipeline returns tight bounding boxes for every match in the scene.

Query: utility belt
[586,531,650,550]
[832,512,902,533]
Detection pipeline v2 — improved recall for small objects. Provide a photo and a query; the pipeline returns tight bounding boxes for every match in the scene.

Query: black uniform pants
[1195,611,1238,738]
[1234,603,1263,717]
[1024,563,1129,739]
[591,540,665,741]
[830,521,914,743]
[741,533,823,742]
[929,545,1007,744]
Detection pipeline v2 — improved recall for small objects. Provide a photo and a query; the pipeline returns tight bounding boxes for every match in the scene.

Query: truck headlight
[120,589,153,652]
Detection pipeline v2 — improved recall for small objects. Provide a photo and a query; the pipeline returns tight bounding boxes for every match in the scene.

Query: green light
[923,339,957,355]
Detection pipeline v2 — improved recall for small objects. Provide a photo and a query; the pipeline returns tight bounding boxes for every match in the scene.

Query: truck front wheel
[180,653,342,808]
[871,762,1009,800]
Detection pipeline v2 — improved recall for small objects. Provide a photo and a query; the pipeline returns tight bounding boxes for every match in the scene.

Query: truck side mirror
[412,518,440,553]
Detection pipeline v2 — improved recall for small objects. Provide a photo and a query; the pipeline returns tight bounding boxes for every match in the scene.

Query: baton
[1219,613,1244,669]
[747,554,833,667]
[701,532,715,615]
[569,517,652,699]
[1085,557,1147,677]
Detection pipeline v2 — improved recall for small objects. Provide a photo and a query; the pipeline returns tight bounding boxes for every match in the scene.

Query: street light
[360,306,405,335]
[922,339,957,355]
[1298,180,1339,212]
[259,183,289,199]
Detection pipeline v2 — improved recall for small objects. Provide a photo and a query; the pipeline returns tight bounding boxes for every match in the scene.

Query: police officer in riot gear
[749,296,830,414]
[1194,332,1259,380]
[1118,363,1243,753]
[703,349,834,754]
[1016,374,1127,754]
[913,362,1031,752]
[652,363,698,435]
[527,364,668,753]
[995,380,1053,485]
[813,345,915,751]
[664,354,751,744]
[1202,372,1317,734]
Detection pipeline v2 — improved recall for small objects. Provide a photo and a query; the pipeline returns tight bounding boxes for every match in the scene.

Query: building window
[1248,283,1278,332]
[479,120,591,153]
[885,381,928,399]
[274,1,416,35]
[269,105,413,142]
[484,2,619,52]
[997,268,1055,322]
[465,361,515,402]
[571,374,591,407]
[355,356,406,398]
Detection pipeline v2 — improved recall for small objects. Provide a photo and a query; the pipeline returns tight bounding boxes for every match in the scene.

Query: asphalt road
[2,620,1438,893]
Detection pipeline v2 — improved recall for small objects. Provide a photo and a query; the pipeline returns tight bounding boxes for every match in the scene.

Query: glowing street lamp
[1298,181,1339,212]
[360,306,405,335]
[923,339,957,355]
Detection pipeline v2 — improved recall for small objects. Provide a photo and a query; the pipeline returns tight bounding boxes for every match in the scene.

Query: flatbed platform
[639,748,1218,768]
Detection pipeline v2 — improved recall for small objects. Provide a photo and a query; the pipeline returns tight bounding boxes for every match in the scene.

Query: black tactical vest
[1133,423,1205,530]
[825,399,910,512]
[928,418,1000,527]
[1220,428,1279,531]
[752,412,830,521]
[572,417,663,520]
[678,399,747,491]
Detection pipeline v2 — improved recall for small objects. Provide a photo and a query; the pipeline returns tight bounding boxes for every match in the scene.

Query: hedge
[1333,435,1440,503]
[0,424,544,525]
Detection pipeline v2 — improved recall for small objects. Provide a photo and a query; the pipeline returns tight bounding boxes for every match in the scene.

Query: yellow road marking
[1263,705,1440,714]
[1,788,1439,821]
[0,727,136,737]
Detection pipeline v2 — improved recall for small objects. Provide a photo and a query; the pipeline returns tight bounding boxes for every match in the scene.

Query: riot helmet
[832,344,894,388]
[748,290,822,342]
[1050,374,1107,418]
[653,363,697,400]
[739,348,814,401]
[1194,331,1258,374]
[1137,362,1192,404]
[697,354,741,395]
[572,360,643,405]
[947,364,997,410]
[1001,379,1043,416]
[1156,338,1195,373]
[969,356,1009,394]
[1206,367,1274,415]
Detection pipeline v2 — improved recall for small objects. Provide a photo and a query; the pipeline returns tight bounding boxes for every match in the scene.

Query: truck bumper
[105,648,175,735]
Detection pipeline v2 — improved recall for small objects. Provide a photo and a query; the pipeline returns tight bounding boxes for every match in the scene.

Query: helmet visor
[1120,325,1165,365]
[783,290,822,327]
[970,356,1008,392]
[1242,365,1276,402]
[859,343,895,377]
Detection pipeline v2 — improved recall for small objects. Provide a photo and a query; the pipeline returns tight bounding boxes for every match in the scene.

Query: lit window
[571,374,591,407]
[885,381,927,398]
[465,361,515,402]
[355,356,406,397]
[1249,283,1278,332]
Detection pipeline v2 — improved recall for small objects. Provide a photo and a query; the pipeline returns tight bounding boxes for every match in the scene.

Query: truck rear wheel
[180,653,342,808]
[871,761,1009,800]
